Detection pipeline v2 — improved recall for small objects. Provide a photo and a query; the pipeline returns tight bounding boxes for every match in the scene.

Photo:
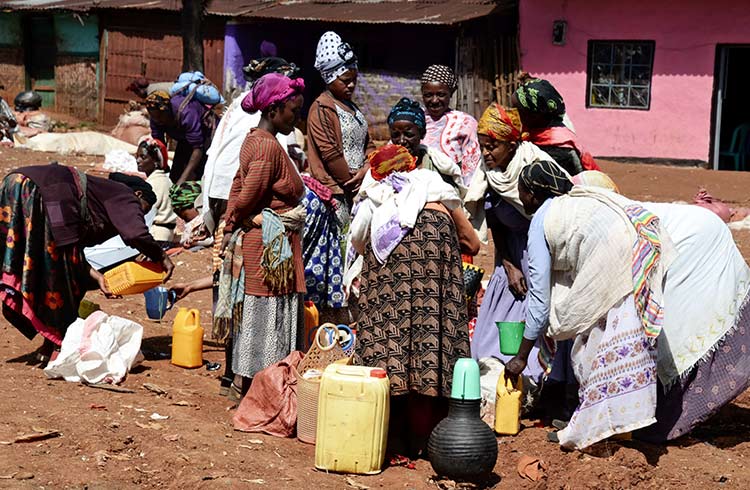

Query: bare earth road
[1,146,749,489]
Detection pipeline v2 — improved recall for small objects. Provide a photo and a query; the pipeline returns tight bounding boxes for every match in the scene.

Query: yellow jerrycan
[494,374,523,435]
[171,307,203,368]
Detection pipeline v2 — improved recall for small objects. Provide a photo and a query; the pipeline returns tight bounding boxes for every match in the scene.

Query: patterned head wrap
[169,181,202,212]
[137,136,169,171]
[315,31,358,84]
[387,97,426,131]
[144,90,171,113]
[477,104,527,143]
[242,57,300,84]
[421,64,458,93]
[368,144,417,181]
[571,170,620,193]
[519,160,573,199]
[109,172,157,206]
[241,73,305,114]
[514,78,565,117]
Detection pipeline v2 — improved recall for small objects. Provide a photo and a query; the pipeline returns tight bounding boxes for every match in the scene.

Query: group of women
[2,29,749,458]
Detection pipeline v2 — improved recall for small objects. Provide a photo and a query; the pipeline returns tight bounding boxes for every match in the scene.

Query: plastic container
[104,261,165,295]
[494,375,523,435]
[315,364,390,475]
[78,299,100,319]
[144,287,176,320]
[171,307,203,368]
[303,301,319,350]
[497,321,525,356]
[451,358,482,400]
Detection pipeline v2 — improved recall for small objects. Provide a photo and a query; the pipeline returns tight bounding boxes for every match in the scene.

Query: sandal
[552,419,569,430]
[219,376,232,397]
[227,382,242,403]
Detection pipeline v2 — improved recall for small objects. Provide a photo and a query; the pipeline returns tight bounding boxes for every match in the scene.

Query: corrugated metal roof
[2,0,509,25]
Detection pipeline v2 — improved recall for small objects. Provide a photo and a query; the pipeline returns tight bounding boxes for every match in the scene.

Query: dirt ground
[1,146,750,489]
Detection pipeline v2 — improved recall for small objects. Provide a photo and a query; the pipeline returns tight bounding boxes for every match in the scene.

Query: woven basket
[295,324,352,444]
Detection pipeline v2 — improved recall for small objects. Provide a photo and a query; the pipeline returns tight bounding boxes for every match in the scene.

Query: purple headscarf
[241,73,305,113]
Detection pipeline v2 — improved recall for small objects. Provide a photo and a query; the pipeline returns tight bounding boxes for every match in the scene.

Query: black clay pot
[427,398,498,480]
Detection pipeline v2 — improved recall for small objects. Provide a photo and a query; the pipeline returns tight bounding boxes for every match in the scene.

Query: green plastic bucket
[497,321,525,356]
[450,358,481,400]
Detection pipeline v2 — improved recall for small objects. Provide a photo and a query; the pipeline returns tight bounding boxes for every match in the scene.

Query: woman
[511,78,598,175]
[307,31,374,214]
[420,64,482,186]
[470,104,561,389]
[0,163,174,361]
[352,144,479,458]
[136,137,177,247]
[387,97,464,195]
[223,73,306,395]
[506,161,750,449]
[147,90,214,185]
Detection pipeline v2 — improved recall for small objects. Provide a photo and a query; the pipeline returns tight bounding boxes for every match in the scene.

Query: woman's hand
[89,267,118,299]
[343,165,369,194]
[220,232,232,257]
[169,282,192,300]
[504,356,527,381]
[503,260,527,299]
[161,255,175,282]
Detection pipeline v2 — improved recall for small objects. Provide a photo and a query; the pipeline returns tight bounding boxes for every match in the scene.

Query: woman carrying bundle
[352,144,479,458]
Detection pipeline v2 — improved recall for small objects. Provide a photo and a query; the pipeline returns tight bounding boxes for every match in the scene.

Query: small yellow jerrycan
[494,374,523,435]
[171,307,203,368]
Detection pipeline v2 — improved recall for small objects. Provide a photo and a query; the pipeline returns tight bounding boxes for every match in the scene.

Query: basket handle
[314,323,339,352]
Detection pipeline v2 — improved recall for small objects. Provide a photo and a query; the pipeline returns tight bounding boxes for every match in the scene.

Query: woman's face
[270,95,304,135]
[148,108,175,128]
[328,69,358,101]
[421,82,451,120]
[133,191,153,214]
[510,92,552,130]
[389,120,424,157]
[479,134,516,172]
[136,145,158,175]
[518,180,542,215]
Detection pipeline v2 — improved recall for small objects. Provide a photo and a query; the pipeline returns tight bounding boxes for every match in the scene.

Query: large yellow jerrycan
[315,364,390,474]
[494,374,523,435]
[171,307,203,368]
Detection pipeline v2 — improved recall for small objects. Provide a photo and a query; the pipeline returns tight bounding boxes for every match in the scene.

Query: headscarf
[137,136,169,171]
[421,64,458,93]
[519,159,573,199]
[571,170,619,193]
[241,73,305,114]
[314,31,358,84]
[144,90,171,113]
[514,78,565,117]
[109,172,157,206]
[387,97,426,131]
[260,40,278,58]
[169,181,202,212]
[368,144,416,181]
[126,76,149,93]
[242,57,300,83]
[477,104,527,143]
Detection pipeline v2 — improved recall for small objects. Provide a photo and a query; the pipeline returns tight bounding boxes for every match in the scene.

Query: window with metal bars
[587,40,655,110]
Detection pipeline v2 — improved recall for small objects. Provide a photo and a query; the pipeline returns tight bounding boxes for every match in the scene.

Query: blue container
[144,287,176,320]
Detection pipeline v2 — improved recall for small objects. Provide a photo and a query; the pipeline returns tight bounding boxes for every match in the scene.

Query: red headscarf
[368,144,417,181]
[139,136,169,171]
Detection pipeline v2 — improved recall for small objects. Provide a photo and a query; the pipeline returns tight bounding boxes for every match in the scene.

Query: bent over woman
[0,163,174,361]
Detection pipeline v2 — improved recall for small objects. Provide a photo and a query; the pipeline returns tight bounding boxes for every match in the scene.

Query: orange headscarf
[368,144,417,181]
[477,104,527,143]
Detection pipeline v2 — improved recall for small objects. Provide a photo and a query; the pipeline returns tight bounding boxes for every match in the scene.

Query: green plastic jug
[450,358,481,400]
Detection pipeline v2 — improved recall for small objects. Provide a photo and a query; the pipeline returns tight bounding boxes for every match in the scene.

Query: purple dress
[471,191,545,381]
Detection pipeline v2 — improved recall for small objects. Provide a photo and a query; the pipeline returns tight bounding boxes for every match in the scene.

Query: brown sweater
[225,128,306,296]
[16,163,164,262]
[306,91,374,194]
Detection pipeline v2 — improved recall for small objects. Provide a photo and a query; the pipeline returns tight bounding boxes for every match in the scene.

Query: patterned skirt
[302,187,344,308]
[232,293,303,378]
[0,173,87,345]
[356,209,470,397]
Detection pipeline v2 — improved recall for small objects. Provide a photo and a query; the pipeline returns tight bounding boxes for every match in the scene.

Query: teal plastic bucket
[497,321,525,356]
[450,358,481,400]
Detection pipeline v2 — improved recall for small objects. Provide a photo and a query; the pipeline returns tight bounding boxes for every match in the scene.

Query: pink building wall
[519,0,750,161]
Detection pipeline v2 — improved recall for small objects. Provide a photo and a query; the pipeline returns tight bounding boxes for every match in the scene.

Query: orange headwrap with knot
[368,144,417,181]
[477,104,527,143]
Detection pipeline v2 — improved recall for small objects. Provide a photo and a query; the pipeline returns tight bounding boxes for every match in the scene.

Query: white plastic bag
[44,311,144,385]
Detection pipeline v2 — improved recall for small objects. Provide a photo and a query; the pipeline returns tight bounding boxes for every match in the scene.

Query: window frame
[586,40,656,111]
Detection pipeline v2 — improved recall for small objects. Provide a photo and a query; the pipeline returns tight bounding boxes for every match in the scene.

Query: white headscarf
[314,31,358,84]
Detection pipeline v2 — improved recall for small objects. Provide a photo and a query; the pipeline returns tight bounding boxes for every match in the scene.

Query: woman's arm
[450,207,480,256]
[491,222,527,298]
[308,102,352,185]
[175,147,204,186]
[170,276,213,299]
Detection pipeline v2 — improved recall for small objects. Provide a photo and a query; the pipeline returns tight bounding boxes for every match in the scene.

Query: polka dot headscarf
[314,31,358,84]
[421,64,458,93]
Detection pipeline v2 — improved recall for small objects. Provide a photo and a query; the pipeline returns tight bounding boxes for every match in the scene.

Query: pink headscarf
[241,73,305,113]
